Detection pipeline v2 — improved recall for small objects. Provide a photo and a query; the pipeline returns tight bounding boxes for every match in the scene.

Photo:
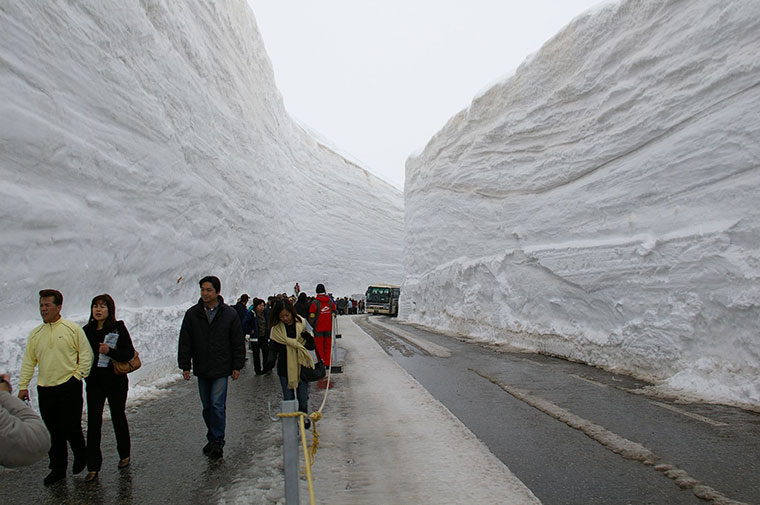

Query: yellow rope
[277,410,323,505]
[273,319,338,505]
[277,411,323,467]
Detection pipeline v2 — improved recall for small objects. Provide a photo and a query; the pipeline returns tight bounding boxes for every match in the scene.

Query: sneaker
[207,441,224,460]
[117,457,131,469]
[84,471,98,483]
[43,471,66,486]
[304,419,311,430]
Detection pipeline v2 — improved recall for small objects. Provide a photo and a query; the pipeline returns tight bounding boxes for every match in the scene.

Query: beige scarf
[269,318,315,390]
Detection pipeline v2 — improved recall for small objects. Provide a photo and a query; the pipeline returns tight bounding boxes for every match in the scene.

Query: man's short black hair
[39,289,63,306]
[199,276,221,293]
[316,283,326,294]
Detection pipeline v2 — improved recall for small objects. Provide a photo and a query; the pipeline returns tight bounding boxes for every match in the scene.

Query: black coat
[233,301,248,323]
[84,320,135,382]
[178,297,246,379]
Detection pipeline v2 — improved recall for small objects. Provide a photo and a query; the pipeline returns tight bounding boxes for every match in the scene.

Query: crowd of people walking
[1,277,359,487]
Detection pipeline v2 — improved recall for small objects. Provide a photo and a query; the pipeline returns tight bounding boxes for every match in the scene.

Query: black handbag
[300,348,326,382]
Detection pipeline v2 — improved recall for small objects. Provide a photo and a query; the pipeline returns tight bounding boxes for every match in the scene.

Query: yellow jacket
[18,318,94,389]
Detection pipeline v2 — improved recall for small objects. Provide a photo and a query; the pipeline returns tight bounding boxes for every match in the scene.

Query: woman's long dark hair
[85,293,117,331]
[269,298,301,327]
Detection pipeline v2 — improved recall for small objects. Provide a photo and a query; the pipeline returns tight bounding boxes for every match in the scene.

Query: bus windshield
[366,286,391,303]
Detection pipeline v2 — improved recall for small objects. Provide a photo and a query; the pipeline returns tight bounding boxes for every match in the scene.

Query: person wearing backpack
[308,284,336,372]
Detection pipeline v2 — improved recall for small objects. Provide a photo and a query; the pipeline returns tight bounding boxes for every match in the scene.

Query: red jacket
[308,294,336,333]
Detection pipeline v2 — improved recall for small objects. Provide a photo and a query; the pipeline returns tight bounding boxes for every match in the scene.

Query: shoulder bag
[113,350,142,375]
[300,348,326,382]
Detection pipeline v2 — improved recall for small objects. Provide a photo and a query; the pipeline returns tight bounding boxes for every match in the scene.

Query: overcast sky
[247,1,605,189]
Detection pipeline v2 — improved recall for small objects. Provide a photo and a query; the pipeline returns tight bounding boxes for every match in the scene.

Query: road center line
[474,369,747,505]
[368,319,452,358]
[650,401,728,427]
[570,374,609,388]
[571,374,729,427]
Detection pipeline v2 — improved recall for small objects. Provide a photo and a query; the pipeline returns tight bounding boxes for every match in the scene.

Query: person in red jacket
[308,284,336,367]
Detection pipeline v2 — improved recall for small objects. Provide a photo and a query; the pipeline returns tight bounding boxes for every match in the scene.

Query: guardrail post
[281,399,300,504]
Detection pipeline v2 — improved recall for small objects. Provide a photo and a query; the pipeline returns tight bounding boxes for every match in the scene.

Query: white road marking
[367,318,452,358]
[650,401,728,427]
[570,374,609,387]
[475,370,746,505]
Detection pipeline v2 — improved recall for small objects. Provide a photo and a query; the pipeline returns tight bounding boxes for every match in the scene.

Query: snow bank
[0,0,402,380]
[0,0,402,321]
[403,0,760,407]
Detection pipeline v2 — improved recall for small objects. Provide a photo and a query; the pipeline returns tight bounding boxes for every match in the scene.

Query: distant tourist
[82,294,136,482]
[294,292,310,321]
[244,297,270,375]
[264,298,316,428]
[233,294,249,323]
[308,284,337,389]
[0,372,50,468]
[18,289,94,485]
[178,276,245,459]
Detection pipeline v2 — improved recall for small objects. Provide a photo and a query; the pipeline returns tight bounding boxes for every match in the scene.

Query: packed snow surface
[403,0,760,408]
[0,0,402,379]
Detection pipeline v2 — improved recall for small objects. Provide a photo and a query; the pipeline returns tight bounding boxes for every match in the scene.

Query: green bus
[365,284,400,316]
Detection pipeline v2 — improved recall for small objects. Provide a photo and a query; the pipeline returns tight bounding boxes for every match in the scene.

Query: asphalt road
[356,315,760,505]
[0,365,284,505]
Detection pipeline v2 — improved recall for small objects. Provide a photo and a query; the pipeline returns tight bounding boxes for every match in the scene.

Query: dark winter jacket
[83,320,135,383]
[294,293,310,320]
[242,308,255,336]
[178,297,246,379]
[233,301,248,323]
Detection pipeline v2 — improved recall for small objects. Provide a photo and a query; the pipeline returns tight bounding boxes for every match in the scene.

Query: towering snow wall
[0,0,402,324]
[403,0,760,407]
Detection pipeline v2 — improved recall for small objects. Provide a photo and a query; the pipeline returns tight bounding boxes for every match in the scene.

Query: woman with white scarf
[263,298,316,428]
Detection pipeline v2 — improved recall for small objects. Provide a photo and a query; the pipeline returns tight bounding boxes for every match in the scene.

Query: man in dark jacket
[232,294,249,323]
[178,276,245,459]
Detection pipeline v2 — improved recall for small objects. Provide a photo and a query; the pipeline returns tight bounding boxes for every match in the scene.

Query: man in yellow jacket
[18,289,93,486]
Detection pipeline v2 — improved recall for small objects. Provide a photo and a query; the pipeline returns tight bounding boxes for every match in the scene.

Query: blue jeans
[197,377,228,443]
[279,375,309,414]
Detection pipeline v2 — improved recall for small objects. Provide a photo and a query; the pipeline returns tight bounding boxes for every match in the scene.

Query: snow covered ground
[403,0,760,409]
[0,0,402,382]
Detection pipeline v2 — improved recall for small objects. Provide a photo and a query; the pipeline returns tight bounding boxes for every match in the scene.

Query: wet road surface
[357,315,760,505]
[0,365,283,505]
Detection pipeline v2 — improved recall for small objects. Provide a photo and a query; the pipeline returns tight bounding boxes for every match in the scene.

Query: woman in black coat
[83,293,135,482]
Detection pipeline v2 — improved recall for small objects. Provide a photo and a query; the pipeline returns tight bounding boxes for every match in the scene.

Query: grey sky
[247,1,605,189]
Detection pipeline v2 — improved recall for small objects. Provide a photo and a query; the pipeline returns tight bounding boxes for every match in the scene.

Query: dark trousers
[37,377,86,473]
[198,376,228,443]
[250,340,269,373]
[86,375,131,471]
[278,375,309,414]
